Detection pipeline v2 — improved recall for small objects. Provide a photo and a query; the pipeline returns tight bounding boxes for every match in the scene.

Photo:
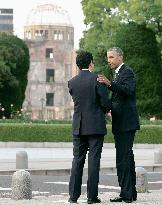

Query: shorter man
[68,50,111,204]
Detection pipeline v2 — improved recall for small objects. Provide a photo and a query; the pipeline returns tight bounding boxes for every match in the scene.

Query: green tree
[81,0,162,118]
[80,0,123,77]
[81,0,162,44]
[114,22,162,118]
[118,0,162,44]
[0,33,29,118]
[80,30,113,78]
[81,0,120,26]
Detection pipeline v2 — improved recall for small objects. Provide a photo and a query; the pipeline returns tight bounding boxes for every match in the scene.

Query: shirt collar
[115,63,124,74]
[82,69,91,72]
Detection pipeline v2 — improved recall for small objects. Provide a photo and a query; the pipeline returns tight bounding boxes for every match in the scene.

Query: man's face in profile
[107,51,123,70]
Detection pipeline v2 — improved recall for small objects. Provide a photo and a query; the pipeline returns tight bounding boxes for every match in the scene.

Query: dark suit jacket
[109,64,140,134]
[68,70,111,136]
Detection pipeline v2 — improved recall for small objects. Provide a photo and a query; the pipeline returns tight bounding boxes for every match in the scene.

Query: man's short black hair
[76,50,93,70]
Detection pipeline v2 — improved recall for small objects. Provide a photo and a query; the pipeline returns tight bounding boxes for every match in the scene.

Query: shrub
[0,123,161,144]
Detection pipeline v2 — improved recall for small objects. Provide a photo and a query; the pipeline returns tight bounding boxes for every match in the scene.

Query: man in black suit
[68,50,111,204]
[98,47,140,203]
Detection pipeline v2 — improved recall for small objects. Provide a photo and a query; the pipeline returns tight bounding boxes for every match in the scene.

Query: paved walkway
[0,142,162,204]
[0,191,162,204]
[0,143,162,174]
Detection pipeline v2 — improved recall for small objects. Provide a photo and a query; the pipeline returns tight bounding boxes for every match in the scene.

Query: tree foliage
[80,0,162,118]
[118,0,162,44]
[81,0,120,26]
[0,33,29,118]
[114,22,162,117]
[81,0,162,44]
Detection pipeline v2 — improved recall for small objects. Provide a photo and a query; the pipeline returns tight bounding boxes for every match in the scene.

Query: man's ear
[88,62,92,69]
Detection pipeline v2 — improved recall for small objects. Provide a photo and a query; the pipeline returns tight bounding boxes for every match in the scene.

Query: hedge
[0,124,162,143]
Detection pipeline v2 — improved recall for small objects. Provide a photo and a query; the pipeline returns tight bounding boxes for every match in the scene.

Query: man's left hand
[97,75,111,85]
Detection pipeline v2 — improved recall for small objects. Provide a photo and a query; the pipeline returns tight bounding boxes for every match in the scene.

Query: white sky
[0,0,86,48]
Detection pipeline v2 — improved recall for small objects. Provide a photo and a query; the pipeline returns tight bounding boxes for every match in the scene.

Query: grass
[0,123,162,143]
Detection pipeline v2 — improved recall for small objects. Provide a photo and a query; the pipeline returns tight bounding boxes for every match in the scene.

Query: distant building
[0,8,13,33]
[23,4,78,120]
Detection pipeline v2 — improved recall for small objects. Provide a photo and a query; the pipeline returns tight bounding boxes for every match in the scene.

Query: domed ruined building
[23,4,77,120]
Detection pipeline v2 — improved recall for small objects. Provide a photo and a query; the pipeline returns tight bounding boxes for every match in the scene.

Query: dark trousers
[69,134,104,200]
[114,131,137,200]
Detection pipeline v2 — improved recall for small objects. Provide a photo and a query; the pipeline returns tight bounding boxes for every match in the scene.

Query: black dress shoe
[110,196,122,202]
[87,197,101,204]
[133,196,137,201]
[122,198,133,203]
[110,196,132,203]
[68,198,77,203]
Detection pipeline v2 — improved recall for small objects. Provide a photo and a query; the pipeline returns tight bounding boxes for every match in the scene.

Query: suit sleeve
[110,69,135,96]
[96,82,111,113]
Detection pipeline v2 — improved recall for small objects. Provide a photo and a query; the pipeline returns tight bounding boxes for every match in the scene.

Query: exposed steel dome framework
[25,4,72,26]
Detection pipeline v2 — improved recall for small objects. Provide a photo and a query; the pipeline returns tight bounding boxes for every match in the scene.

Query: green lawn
[0,123,162,143]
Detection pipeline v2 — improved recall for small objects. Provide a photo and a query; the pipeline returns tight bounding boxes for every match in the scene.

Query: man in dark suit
[68,50,111,204]
[98,47,140,203]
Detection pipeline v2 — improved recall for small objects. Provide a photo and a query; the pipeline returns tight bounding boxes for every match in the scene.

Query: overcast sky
[0,0,86,48]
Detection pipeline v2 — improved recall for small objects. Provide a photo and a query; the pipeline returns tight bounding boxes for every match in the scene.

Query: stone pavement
[0,142,162,204]
[0,142,162,174]
[0,191,162,204]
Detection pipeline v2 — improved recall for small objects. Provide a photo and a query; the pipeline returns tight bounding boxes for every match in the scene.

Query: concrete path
[0,191,162,204]
[0,142,162,204]
[0,143,162,174]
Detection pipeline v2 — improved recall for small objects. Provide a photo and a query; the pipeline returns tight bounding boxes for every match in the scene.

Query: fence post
[11,170,32,200]
[135,167,148,193]
[16,151,28,169]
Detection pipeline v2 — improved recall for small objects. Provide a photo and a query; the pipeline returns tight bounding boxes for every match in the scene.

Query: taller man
[98,47,140,203]
[68,50,111,204]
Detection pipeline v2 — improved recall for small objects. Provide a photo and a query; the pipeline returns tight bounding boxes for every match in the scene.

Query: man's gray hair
[107,47,124,56]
